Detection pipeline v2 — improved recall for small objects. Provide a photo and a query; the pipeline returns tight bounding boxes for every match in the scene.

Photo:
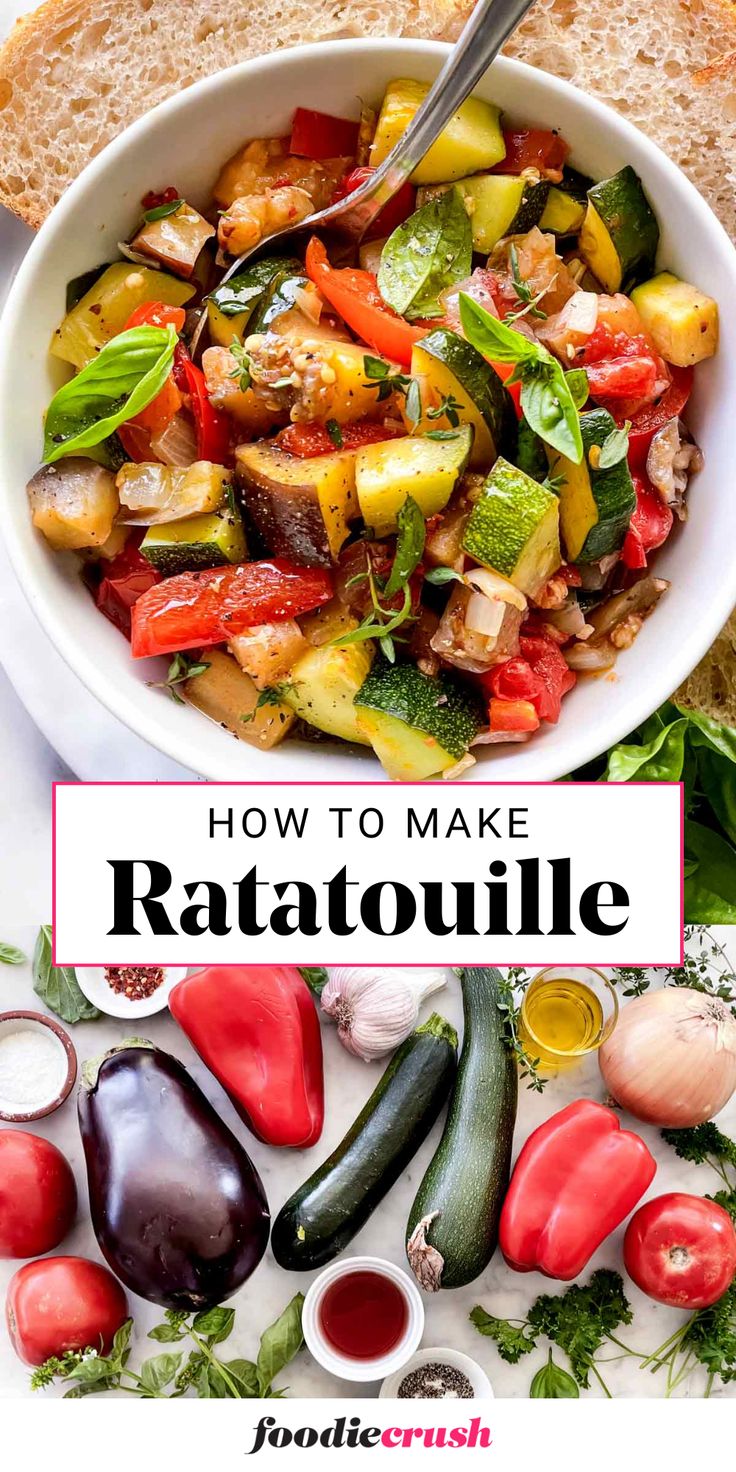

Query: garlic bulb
[321,967,449,1062]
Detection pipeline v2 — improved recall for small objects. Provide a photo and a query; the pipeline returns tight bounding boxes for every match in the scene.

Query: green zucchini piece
[549,407,636,563]
[539,166,592,235]
[579,166,659,292]
[140,499,247,575]
[207,255,301,346]
[355,426,473,537]
[249,271,312,334]
[462,457,561,597]
[407,967,518,1291]
[284,642,373,746]
[419,175,549,253]
[355,658,485,781]
[270,1013,458,1271]
[409,326,513,468]
[515,416,549,484]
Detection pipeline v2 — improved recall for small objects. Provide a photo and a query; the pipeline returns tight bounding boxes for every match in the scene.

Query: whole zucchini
[406,967,517,1290]
[270,1013,457,1271]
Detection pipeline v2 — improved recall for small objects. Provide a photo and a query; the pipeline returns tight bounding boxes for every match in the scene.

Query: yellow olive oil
[519,975,605,1065]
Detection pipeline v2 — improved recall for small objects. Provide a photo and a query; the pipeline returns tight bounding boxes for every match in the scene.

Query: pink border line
[51,780,685,969]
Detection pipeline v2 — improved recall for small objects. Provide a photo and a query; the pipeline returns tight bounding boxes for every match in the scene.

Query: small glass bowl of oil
[518,966,618,1069]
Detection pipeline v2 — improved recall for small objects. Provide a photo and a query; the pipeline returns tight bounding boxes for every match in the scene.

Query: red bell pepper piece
[488,698,540,733]
[621,473,674,569]
[626,366,693,471]
[499,1099,657,1280]
[169,966,324,1148]
[173,345,232,464]
[289,107,360,160]
[493,128,569,177]
[331,166,416,241]
[276,419,404,458]
[130,557,333,659]
[305,236,425,367]
[90,538,161,638]
[124,302,187,333]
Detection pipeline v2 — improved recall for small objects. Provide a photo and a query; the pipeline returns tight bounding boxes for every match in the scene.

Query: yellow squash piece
[578,202,624,293]
[182,649,296,749]
[355,427,473,536]
[51,264,195,370]
[285,642,374,745]
[630,272,719,366]
[236,441,359,566]
[370,79,505,185]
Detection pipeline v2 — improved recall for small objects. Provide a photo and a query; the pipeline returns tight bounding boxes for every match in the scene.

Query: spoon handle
[336,0,538,237]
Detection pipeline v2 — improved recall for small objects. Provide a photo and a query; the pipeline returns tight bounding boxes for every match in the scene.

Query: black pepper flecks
[398,1363,474,1399]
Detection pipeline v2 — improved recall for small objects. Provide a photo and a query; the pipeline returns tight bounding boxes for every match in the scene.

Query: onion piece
[565,639,617,672]
[599,987,736,1127]
[150,412,198,467]
[464,591,506,638]
[588,575,669,641]
[293,283,323,324]
[464,567,527,612]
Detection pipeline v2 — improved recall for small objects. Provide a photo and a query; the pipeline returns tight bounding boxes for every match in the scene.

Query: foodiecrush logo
[247,1415,493,1454]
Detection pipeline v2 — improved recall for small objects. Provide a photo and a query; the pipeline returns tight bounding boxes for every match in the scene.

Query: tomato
[520,633,577,723]
[141,186,180,212]
[488,698,540,733]
[493,128,569,177]
[0,1132,77,1259]
[289,107,360,160]
[332,166,416,240]
[580,324,662,404]
[173,345,232,464]
[129,372,183,436]
[120,303,187,441]
[131,558,334,659]
[624,1193,736,1310]
[117,421,154,462]
[91,538,161,639]
[486,656,545,706]
[276,419,404,457]
[621,474,674,569]
[626,366,694,471]
[6,1257,128,1366]
[305,236,425,366]
[124,302,187,333]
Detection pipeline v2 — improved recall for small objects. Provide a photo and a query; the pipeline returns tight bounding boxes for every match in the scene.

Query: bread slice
[676,610,736,727]
[0,0,469,228]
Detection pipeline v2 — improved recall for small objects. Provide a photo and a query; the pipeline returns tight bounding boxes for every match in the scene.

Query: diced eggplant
[202,346,287,434]
[236,440,359,567]
[116,460,231,525]
[229,620,308,689]
[130,203,215,279]
[27,458,119,550]
[181,648,296,748]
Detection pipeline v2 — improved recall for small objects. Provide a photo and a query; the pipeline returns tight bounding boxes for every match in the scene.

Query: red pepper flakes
[104,966,165,1001]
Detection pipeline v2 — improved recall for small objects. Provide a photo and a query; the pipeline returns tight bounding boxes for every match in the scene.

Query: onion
[465,567,527,612]
[293,283,323,324]
[464,592,505,638]
[565,639,617,672]
[599,987,736,1127]
[150,412,198,467]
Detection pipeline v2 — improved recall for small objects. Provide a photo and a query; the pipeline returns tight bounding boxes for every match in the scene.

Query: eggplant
[78,1039,270,1311]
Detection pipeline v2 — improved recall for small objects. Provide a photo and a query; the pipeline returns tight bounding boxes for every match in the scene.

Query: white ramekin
[302,1255,425,1383]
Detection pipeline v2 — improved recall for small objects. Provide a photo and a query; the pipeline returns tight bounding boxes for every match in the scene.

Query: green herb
[31,1296,304,1400]
[228,340,253,393]
[542,472,566,496]
[640,1281,736,1395]
[613,927,736,1014]
[383,495,426,598]
[0,942,26,965]
[241,682,297,723]
[377,191,472,321]
[506,244,548,322]
[32,925,100,1024]
[459,294,583,463]
[332,495,425,653]
[661,1123,736,1189]
[142,198,184,223]
[298,966,328,997]
[424,565,465,587]
[426,392,464,427]
[149,652,210,705]
[425,429,460,441]
[496,967,545,1092]
[404,377,423,426]
[530,1351,580,1398]
[325,418,344,448]
[43,325,178,463]
[565,368,589,412]
[598,421,631,469]
[469,1307,538,1363]
[362,355,412,402]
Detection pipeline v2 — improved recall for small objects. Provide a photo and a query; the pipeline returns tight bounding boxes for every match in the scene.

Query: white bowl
[380,1346,494,1399]
[1,40,735,782]
[302,1255,425,1382]
[74,964,188,1018]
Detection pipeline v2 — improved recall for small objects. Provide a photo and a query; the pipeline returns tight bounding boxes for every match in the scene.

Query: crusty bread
[676,611,736,726]
[0,0,469,228]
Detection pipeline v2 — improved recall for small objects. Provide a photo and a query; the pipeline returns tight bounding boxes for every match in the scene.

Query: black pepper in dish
[398,1363,474,1399]
[104,966,164,1001]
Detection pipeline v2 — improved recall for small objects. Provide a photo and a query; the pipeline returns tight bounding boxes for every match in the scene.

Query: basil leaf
[256,1294,304,1397]
[223,1359,259,1397]
[598,421,631,469]
[459,295,539,365]
[378,191,472,321]
[684,820,736,923]
[565,368,589,412]
[148,1323,186,1343]
[143,198,184,222]
[530,1353,579,1398]
[139,1353,182,1394]
[424,565,465,586]
[0,942,26,965]
[383,494,426,598]
[43,324,178,463]
[192,1306,235,1345]
[32,924,100,1024]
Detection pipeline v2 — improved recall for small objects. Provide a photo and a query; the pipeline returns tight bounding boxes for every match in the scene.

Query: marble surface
[0,939,734,1401]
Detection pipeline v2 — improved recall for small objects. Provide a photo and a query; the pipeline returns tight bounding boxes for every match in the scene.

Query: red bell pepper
[621,473,674,569]
[626,365,693,471]
[331,166,416,241]
[305,236,425,367]
[488,698,540,734]
[130,557,333,659]
[493,128,569,177]
[499,1099,657,1280]
[90,538,161,638]
[276,419,404,458]
[173,345,232,464]
[124,302,187,333]
[289,107,360,160]
[169,965,324,1148]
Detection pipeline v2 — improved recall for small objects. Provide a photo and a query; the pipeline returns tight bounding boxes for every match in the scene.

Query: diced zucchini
[515,417,548,484]
[285,642,374,745]
[579,166,659,292]
[549,407,636,562]
[207,256,302,347]
[355,658,484,780]
[116,461,232,523]
[51,264,195,369]
[370,78,505,185]
[355,426,473,536]
[630,271,718,366]
[407,328,511,468]
[140,500,247,575]
[462,457,561,597]
[181,648,296,749]
[539,167,592,235]
[458,174,550,252]
[236,441,359,567]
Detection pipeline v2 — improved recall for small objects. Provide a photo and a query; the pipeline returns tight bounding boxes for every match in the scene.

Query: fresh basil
[142,198,185,222]
[0,942,26,965]
[459,294,584,464]
[424,565,465,586]
[256,1294,305,1397]
[384,495,426,599]
[192,1307,235,1345]
[565,368,589,412]
[530,1352,579,1398]
[378,190,472,321]
[598,421,631,469]
[606,718,688,783]
[43,324,178,463]
[684,821,736,924]
[32,924,100,1024]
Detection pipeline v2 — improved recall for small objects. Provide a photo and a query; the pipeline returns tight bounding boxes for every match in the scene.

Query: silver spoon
[192,0,538,346]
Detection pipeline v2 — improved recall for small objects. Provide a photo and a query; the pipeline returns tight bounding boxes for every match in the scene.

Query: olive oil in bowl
[518,967,618,1068]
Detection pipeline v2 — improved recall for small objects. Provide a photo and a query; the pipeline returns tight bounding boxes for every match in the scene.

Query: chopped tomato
[305,236,425,367]
[488,698,540,734]
[90,538,161,639]
[276,419,405,457]
[493,128,569,177]
[331,166,416,240]
[485,656,545,706]
[289,107,360,160]
[117,422,154,462]
[173,345,232,463]
[626,366,693,471]
[131,558,334,659]
[519,633,577,723]
[558,564,582,587]
[621,473,674,569]
[124,302,187,333]
[580,323,664,404]
[140,186,180,212]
